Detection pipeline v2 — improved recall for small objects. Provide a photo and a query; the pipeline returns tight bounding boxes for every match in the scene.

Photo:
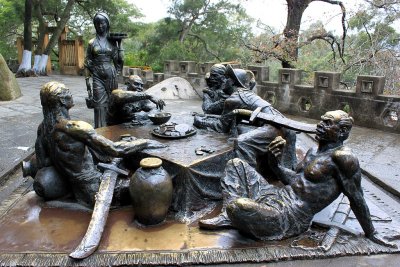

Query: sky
[127,0,365,34]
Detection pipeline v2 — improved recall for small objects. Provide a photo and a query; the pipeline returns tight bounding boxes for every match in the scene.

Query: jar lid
[140,157,162,168]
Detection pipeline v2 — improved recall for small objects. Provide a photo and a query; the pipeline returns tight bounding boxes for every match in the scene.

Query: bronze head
[317,110,354,142]
[225,64,256,90]
[127,75,144,92]
[40,81,74,110]
[93,12,110,35]
[206,64,227,88]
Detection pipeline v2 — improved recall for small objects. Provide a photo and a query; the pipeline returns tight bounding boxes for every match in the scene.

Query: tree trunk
[38,0,76,75]
[179,23,190,43]
[16,0,33,77]
[282,0,312,68]
[23,0,33,52]
[179,18,196,43]
[32,0,46,74]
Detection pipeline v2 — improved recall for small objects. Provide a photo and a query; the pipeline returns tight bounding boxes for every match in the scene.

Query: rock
[0,53,21,101]
[145,77,201,100]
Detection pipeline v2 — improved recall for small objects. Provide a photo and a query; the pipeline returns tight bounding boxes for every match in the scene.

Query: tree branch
[314,0,347,61]
[362,21,373,45]
[242,39,291,64]
[187,33,222,61]
[299,33,345,63]
[76,0,92,18]
[364,0,400,9]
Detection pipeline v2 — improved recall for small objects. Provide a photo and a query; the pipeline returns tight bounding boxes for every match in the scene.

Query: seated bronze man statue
[106,75,165,125]
[200,110,395,248]
[194,64,260,133]
[202,64,230,115]
[32,81,163,207]
[195,64,297,175]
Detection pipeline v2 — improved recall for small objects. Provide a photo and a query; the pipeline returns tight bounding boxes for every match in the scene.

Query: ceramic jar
[129,157,172,225]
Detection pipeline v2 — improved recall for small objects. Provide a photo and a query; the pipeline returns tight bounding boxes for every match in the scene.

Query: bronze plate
[151,122,197,139]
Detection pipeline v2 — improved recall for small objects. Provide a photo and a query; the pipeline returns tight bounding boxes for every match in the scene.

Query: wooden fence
[59,37,84,75]
[16,26,84,75]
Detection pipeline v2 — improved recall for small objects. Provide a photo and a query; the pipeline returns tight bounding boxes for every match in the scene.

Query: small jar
[33,166,70,200]
[129,157,172,225]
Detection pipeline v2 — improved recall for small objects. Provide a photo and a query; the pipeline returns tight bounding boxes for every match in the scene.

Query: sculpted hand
[156,99,166,110]
[85,79,92,94]
[150,97,166,110]
[232,109,252,117]
[114,139,147,155]
[368,231,398,248]
[268,136,286,159]
[203,89,215,98]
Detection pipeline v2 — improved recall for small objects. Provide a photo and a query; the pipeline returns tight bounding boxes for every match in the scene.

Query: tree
[34,0,75,75]
[245,0,347,68]
[169,0,242,43]
[31,0,47,74]
[342,2,400,93]
[2,0,142,76]
[121,0,253,72]
[16,0,33,77]
[165,0,253,62]
[277,1,399,93]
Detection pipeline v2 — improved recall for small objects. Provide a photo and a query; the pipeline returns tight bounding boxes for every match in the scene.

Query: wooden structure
[58,27,84,75]
[16,26,84,75]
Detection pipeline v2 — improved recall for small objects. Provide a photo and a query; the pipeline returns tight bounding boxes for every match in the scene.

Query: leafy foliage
[343,4,400,93]
[123,0,254,72]
[0,0,25,58]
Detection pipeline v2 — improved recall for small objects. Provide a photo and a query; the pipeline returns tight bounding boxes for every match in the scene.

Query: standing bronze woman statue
[84,12,124,128]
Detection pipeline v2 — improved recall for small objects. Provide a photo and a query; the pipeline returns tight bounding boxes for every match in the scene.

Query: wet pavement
[0,75,400,266]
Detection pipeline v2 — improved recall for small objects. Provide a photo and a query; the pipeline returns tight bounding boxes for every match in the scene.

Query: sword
[234,108,317,134]
[69,158,128,259]
[312,195,357,252]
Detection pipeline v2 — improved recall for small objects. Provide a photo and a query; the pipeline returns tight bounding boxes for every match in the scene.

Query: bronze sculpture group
[24,11,396,261]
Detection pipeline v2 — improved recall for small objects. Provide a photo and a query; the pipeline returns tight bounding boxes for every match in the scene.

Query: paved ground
[0,74,400,266]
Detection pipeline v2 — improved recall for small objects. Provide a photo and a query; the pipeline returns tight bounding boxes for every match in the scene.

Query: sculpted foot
[199,213,232,230]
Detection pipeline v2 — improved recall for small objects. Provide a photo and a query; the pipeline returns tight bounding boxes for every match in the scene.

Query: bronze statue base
[0,174,398,266]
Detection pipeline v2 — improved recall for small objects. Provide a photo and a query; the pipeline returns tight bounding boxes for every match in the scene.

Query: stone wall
[256,68,400,133]
[122,61,400,133]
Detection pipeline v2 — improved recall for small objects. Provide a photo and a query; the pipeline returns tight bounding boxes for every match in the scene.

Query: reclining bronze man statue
[199,110,396,248]
[106,75,166,126]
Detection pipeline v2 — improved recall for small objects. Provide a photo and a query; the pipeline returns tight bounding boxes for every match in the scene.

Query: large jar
[129,157,172,225]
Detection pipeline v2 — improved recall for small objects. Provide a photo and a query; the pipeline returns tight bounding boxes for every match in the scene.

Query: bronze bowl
[148,112,172,125]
